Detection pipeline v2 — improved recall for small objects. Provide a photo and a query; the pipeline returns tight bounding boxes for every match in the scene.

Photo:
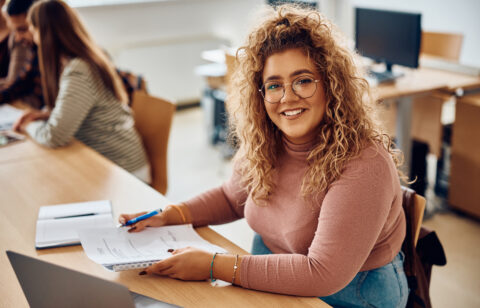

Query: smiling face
[262,48,327,144]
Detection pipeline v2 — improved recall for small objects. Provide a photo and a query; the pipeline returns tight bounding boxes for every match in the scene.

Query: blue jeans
[252,233,409,308]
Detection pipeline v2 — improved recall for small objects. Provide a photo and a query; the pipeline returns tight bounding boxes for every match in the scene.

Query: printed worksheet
[79,224,226,270]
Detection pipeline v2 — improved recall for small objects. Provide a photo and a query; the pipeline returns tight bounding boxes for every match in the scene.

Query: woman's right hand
[118,205,190,232]
[118,211,167,232]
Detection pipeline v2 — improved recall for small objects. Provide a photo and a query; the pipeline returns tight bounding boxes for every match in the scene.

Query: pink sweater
[184,138,405,297]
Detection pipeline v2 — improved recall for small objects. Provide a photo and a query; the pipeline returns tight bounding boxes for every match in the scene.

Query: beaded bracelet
[232,254,239,284]
[210,252,218,282]
[168,204,187,224]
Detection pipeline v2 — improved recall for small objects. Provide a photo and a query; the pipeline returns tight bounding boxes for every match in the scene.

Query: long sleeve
[25,65,96,147]
[240,145,404,296]
[27,58,147,173]
[184,164,248,227]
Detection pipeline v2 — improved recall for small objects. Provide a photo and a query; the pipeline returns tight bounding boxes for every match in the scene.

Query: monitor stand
[368,63,404,84]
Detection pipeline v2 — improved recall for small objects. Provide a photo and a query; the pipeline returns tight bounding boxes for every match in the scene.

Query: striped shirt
[26,58,148,174]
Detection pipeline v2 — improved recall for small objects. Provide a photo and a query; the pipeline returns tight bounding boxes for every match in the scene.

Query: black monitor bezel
[355,7,422,71]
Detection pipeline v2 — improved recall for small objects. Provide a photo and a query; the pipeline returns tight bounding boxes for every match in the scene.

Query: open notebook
[35,200,114,249]
[79,224,227,271]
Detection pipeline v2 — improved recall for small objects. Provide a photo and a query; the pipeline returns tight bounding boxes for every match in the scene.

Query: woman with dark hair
[13,0,150,182]
[126,4,408,307]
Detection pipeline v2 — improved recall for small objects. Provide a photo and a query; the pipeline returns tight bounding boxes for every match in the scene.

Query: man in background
[0,0,10,77]
[0,0,43,108]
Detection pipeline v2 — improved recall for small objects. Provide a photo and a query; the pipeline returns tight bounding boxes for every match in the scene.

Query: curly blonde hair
[228,4,403,203]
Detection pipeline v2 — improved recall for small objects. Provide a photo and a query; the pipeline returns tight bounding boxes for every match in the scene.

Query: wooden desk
[374,67,480,101]
[0,140,328,307]
[373,67,480,172]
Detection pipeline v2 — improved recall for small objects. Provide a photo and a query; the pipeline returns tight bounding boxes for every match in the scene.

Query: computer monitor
[355,7,421,83]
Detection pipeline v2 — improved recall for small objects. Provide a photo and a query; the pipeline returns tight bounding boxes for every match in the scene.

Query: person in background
[13,0,150,183]
[0,0,10,77]
[117,68,147,106]
[120,4,409,307]
[0,0,43,108]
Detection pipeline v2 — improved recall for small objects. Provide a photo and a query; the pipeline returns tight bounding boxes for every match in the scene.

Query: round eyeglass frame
[258,76,321,104]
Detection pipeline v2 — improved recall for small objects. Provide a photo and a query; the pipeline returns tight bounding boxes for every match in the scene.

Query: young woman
[13,0,150,182]
[120,5,408,307]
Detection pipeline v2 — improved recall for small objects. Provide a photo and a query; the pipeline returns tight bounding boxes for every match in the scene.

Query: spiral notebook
[78,224,226,271]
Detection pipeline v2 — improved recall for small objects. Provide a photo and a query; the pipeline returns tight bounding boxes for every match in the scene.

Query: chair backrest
[412,194,426,247]
[131,91,175,195]
[420,31,463,62]
[401,187,426,247]
[401,187,445,308]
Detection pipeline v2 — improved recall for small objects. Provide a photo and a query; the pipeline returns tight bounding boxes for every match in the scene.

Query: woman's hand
[142,247,212,281]
[141,248,243,284]
[118,211,167,232]
[13,110,51,133]
[118,204,191,232]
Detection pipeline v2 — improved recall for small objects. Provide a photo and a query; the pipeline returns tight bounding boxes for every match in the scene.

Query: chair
[420,31,464,62]
[401,187,445,308]
[381,31,464,157]
[414,31,464,148]
[407,31,464,195]
[412,31,464,157]
[402,187,425,247]
[131,91,176,195]
[411,190,426,247]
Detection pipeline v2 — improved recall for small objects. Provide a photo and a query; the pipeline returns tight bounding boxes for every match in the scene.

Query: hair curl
[228,4,404,204]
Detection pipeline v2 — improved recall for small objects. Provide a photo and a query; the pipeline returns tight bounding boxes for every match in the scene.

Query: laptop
[6,251,180,308]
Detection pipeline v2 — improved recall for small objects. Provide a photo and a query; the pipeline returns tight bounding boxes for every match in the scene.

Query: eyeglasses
[259,76,321,104]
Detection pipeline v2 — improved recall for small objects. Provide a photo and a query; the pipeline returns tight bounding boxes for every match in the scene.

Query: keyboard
[367,70,401,84]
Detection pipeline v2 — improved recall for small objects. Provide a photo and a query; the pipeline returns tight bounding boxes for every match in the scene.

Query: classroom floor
[166,107,480,308]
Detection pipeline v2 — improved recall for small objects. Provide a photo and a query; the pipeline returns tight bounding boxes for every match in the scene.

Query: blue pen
[123,209,162,226]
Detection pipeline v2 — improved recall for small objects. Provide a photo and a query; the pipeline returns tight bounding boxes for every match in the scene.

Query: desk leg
[395,96,412,175]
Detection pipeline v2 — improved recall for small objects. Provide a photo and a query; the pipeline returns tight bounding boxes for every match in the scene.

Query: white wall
[72,0,479,101]
[74,0,264,103]
[330,0,480,67]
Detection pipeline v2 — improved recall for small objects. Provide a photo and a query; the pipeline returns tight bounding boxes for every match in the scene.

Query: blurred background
[67,0,480,103]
